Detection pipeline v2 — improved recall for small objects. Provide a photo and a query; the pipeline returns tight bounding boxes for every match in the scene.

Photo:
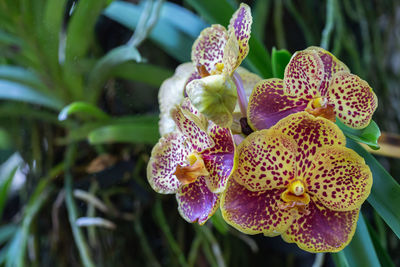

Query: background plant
[0,0,399,266]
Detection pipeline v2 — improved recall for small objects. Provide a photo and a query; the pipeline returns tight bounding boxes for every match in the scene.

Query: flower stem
[232,71,247,118]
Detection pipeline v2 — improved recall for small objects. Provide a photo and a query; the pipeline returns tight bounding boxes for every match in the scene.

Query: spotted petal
[172,105,214,152]
[147,132,190,194]
[176,176,219,225]
[328,71,378,129]
[158,63,194,135]
[247,79,309,130]
[306,146,372,211]
[234,130,297,191]
[306,47,350,96]
[271,112,346,177]
[228,3,252,69]
[221,178,297,235]
[191,24,228,73]
[202,123,236,193]
[284,50,325,98]
[281,200,359,252]
[222,31,240,76]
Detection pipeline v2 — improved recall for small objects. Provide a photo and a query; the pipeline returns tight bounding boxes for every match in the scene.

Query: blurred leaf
[271,47,291,79]
[366,221,395,267]
[0,80,64,110]
[112,62,173,87]
[65,0,108,62]
[0,66,46,91]
[58,102,110,121]
[342,213,381,267]
[0,166,17,220]
[184,0,272,78]
[331,251,350,267]
[0,225,18,245]
[211,209,229,235]
[88,115,159,145]
[338,120,381,150]
[252,0,271,41]
[104,1,201,62]
[0,129,12,150]
[347,139,400,238]
[88,45,142,101]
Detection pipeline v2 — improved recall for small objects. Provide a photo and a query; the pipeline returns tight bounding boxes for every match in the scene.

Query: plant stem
[64,144,95,267]
[232,71,247,118]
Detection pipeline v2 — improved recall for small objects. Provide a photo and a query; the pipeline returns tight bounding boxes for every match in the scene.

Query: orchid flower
[247,47,378,130]
[147,99,236,224]
[186,3,254,127]
[220,112,372,252]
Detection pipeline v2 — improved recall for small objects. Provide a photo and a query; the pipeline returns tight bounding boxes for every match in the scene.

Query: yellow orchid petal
[306,145,372,211]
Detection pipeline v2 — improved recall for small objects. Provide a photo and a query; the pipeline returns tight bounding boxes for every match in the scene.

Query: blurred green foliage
[0,0,399,266]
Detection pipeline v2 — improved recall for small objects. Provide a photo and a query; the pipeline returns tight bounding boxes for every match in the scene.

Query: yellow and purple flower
[186,3,254,127]
[220,112,372,252]
[247,47,378,130]
[147,99,236,224]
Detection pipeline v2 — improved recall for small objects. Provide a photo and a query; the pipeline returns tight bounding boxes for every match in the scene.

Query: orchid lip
[280,179,311,214]
[173,152,209,185]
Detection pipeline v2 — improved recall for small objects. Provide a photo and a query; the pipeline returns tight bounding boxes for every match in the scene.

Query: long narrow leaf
[342,213,381,267]
[88,45,142,101]
[58,102,110,121]
[0,80,64,110]
[0,167,17,220]
[347,139,400,238]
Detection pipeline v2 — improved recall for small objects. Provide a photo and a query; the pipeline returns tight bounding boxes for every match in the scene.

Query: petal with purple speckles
[221,178,298,235]
[234,129,297,192]
[191,24,228,74]
[306,46,350,96]
[147,132,191,194]
[222,31,240,76]
[228,3,252,70]
[247,79,309,130]
[328,71,378,129]
[305,146,372,211]
[202,123,236,193]
[271,112,346,176]
[284,50,324,98]
[171,105,214,152]
[281,200,359,253]
[176,176,219,225]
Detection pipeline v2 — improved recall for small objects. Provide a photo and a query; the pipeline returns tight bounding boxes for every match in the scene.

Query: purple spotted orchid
[247,46,378,130]
[186,3,254,128]
[221,112,372,252]
[147,99,236,224]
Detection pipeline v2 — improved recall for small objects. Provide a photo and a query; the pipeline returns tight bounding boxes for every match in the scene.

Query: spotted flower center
[305,97,336,122]
[174,153,209,184]
[279,179,311,214]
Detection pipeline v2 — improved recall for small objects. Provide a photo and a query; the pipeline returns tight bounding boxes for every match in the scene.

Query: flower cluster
[147,3,378,252]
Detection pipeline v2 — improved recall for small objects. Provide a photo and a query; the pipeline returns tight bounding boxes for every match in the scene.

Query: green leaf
[252,0,271,41]
[65,0,108,62]
[211,209,229,235]
[58,102,110,121]
[88,45,142,101]
[112,62,173,87]
[0,66,48,92]
[366,221,395,267]
[331,251,350,267]
[271,47,291,79]
[0,80,64,110]
[184,0,272,78]
[342,213,381,267]
[337,120,381,150]
[0,129,12,150]
[0,225,18,245]
[0,166,17,220]
[88,115,159,145]
[347,139,400,238]
[104,1,204,62]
